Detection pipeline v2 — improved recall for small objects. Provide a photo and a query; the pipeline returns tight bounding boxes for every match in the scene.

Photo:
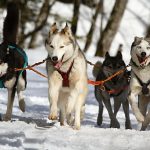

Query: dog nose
[52,56,58,62]
[141,52,146,58]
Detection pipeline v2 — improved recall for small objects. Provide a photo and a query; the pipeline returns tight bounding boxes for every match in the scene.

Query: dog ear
[134,36,143,43]
[116,51,122,59]
[105,52,110,58]
[50,22,58,35]
[61,23,72,36]
[131,36,143,48]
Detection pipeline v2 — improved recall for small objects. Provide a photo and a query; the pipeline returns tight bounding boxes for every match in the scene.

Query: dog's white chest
[134,66,150,83]
[0,63,8,77]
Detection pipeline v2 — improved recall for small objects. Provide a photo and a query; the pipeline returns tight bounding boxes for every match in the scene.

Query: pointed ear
[61,23,72,36]
[105,52,110,58]
[117,51,122,59]
[134,36,143,43]
[50,22,58,35]
[132,36,143,48]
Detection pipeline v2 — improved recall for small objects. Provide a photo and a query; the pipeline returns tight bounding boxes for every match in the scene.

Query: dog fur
[0,3,27,121]
[128,36,150,130]
[94,51,131,129]
[45,23,88,129]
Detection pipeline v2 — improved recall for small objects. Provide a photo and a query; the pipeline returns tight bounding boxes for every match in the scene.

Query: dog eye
[147,47,150,50]
[50,45,54,48]
[60,46,64,48]
[137,46,141,49]
[107,65,112,69]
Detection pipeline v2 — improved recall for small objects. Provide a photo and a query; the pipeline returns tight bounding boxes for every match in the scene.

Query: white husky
[129,36,150,130]
[45,23,88,129]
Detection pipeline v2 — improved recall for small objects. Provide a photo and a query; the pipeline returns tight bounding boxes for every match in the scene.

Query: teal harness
[0,44,28,88]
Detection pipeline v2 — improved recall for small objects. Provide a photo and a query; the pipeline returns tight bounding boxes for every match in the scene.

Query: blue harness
[0,44,28,88]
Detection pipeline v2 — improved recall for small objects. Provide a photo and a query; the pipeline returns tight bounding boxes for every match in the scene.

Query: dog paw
[136,113,144,123]
[110,120,120,128]
[3,115,11,121]
[125,121,132,129]
[48,114,58,120]
[19,99,25,112]
[73,125,80,130]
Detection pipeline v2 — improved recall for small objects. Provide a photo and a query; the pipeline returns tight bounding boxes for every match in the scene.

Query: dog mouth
[52,55,64,69]
[136,54,149,65]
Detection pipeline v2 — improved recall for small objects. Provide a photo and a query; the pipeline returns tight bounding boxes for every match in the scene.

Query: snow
[1,0,150,149]
[0,48,150,150]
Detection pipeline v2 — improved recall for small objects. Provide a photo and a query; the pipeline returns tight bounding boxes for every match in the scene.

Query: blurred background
[0,0,150,62]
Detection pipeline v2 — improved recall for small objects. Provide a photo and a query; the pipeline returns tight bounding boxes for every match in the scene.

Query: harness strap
[56,60,74,87]
[133,71,150,95]
[8,44,28,76]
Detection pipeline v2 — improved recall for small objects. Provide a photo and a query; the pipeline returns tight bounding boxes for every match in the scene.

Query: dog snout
[51,56,58,62]
[141,52,146,58]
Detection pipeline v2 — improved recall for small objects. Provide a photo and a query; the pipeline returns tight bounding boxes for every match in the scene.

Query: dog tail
[92,61,102,77]
[3,2,19,44]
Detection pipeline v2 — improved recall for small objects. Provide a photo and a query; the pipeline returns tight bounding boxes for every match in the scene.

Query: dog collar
[133,71,150,95]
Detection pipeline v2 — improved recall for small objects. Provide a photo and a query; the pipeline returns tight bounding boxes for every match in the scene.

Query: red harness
[55,61,74,87]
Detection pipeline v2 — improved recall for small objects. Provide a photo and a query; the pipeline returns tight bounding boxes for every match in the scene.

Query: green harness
[0,44,28,88]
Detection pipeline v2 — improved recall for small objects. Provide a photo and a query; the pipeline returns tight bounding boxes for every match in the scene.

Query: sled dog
[128,37,150,130]
[94,51,131,129]
[0,3,27,121]
[45,23,88,129]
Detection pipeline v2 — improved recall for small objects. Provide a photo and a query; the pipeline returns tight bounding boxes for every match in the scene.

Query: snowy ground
[0,48,150,150]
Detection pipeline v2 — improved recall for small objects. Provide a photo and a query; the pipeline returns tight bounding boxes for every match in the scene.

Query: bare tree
[95,0,128,57]
[71,0,81,35]
[146,26,150,37]
[84,0,103,53]
[19,0,55,47]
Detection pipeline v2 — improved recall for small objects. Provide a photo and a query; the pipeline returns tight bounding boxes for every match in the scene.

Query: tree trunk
[146,26,150,37]
[28,0,52,48]
[19,0,55,46]
[84,0,103,53]
[71,0,81,35]
[95,0,128,57]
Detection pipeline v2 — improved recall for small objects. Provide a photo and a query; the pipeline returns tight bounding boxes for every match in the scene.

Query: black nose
[141,52,146,58]
[52,56,58,62]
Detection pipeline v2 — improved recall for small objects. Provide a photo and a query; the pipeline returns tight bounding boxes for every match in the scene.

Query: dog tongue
[137,55,147,65]
[54,61,63,69]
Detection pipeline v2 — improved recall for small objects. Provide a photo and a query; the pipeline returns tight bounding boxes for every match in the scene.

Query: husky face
[103,51,125,83]
[131,37,150,67]
[45,23,75,69]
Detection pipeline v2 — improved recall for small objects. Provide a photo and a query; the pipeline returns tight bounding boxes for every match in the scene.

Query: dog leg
[95,87,103,126]
[80,105,85,122]
[97,102,103,126]
[122,99,132,129]
[4,87,16,121]
[139,95,148,117]
[141,109,150,131]
[4,77,16,121]
[114,97,121,117]
[139,95,149,131]
[59,107,66,126]
[48,73,62,120]
[17,75,26,112]
[128,92,144,122]
[102,97,120,128]
[75,86,88,130]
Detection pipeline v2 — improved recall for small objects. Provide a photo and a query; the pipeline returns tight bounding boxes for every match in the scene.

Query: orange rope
[14,59,130,86]
[88,65,130,86]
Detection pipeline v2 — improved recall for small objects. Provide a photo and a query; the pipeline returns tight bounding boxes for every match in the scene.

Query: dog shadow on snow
[0,104,55,128]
